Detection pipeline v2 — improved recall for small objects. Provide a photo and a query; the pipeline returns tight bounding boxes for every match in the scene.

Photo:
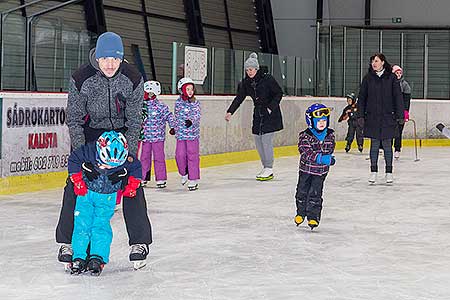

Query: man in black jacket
[225,52,283,181]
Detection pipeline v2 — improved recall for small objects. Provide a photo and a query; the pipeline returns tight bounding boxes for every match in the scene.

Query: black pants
[56,179,153,246]
[369,138,393,173]
[393,123,405,152]
[295,171,327,222]
[56,126,152,246]
[346,121,364,147]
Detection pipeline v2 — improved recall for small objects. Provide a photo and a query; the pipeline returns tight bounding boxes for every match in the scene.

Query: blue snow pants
[72,190,116,263]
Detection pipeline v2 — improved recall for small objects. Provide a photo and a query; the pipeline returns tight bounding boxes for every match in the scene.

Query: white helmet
[144,80,161,96]
[177,77,194,93]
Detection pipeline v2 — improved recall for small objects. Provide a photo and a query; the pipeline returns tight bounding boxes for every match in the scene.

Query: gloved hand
[357,118,365,128]
[108,168,128,185]
[436,123,445,132]
[122,176,141,198]
[81,162,99,181]
[316,154,335,166]
[169,128,175,135]
[185,120,193,128]
[404,110,410,122]
[70,171,88,196]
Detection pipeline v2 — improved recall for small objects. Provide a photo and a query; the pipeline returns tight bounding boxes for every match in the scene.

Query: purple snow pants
[175,139,200,180]
[140,141,167,181]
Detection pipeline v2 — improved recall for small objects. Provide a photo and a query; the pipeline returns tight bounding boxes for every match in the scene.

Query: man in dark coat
[357,53,404,185]
[225,52,283,181]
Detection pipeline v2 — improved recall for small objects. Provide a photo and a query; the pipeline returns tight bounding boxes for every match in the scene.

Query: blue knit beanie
[95,32,124,60]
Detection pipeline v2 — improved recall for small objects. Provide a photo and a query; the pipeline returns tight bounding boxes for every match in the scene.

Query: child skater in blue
[68,131,142,275]
[294,103,336,230]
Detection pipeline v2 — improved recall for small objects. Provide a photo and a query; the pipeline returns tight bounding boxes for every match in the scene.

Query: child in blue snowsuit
[68,131,142,275]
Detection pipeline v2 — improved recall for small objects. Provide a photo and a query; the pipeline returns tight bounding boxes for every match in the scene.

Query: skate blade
[256,175,274,181]
[188,185,199,191]
[62,262,72,272]
[133,260,147,270]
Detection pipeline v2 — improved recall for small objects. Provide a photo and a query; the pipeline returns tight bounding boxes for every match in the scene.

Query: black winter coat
[357,65,404,140]
[227,70,283,135]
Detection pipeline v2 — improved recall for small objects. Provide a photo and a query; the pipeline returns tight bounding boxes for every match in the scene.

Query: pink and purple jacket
[174,97,201,141]
[142,99,175,143]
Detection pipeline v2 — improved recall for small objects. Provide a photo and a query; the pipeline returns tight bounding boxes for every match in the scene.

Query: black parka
[227,70,283,135]
[357,64,404,140]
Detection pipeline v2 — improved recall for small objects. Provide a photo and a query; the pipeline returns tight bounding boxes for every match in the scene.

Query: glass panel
[403,32,425,98]
[272,55,295,95]
[212,47,243,94]
[29,3,95,92]
[427,32,450,99]
[301,58,316,96]
[344,28,360,96]
[317,26,329,96]
[331,27,343,96]
[1,13,26,90]
[382,31,401,66]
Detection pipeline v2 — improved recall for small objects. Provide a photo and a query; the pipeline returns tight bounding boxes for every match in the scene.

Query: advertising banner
[0,93,70,177]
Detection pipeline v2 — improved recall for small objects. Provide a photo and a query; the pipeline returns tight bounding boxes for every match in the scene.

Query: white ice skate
[394,151,400,160]
[156,180,167,188]
[385,173,394,184]
[129,244,149,270]
[187,180,199,191]
[257,168,273,181]
[180,175,188,186]
[255,168,264,179]
[368,172,377,184]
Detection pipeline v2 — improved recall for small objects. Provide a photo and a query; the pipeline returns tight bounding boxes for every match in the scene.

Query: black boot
[70,258,87,275]
[345,143,351,153]
[87,256,105,276]
[358,145,363,153]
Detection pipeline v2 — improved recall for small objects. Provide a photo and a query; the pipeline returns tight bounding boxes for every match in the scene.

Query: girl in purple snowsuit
[175,77,201,191]
[140,80,175,188]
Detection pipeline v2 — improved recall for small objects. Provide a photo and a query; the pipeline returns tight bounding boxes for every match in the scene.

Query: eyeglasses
[312,107,331,118]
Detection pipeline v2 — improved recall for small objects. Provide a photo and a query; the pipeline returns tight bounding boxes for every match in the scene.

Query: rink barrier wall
[1,93,450,195]
[1,139,450,195]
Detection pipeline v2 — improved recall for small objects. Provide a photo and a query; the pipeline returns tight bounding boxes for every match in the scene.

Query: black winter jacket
[227,70,283,134]
[357,64,404,140]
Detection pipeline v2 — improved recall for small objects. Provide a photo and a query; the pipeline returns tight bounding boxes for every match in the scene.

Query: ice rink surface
[1,146,450,300]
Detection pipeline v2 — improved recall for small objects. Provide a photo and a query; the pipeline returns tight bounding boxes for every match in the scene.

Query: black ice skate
[129,244,149,270]
[58,244,73,262]
[70,258,87,275]
[308,219,319,230]
[358,145,363,153]
[345,143,351,153]
[87,256,105,276]
[58,244,73,271]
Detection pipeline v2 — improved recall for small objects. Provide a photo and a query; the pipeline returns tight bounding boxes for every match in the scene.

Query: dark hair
[370,53,387,63]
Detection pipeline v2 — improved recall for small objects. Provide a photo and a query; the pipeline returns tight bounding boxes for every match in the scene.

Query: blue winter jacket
[68,142,142,194]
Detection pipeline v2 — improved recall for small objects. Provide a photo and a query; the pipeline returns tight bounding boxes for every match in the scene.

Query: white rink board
[0,93,70,177]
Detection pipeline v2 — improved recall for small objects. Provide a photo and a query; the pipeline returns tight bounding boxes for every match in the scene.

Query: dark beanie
[95,32,124,60]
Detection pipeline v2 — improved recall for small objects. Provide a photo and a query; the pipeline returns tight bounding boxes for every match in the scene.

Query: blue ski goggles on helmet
[311,107,331,118]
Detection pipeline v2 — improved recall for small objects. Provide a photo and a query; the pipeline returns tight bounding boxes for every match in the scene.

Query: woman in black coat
[357,53,404,184]
[225,52,283,181]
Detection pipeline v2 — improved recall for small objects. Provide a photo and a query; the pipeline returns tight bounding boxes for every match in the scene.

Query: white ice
[1,146,450,300]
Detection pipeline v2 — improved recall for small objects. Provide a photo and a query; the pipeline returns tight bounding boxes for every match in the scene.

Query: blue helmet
[96,131,129,167]
[305,103,331,130]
